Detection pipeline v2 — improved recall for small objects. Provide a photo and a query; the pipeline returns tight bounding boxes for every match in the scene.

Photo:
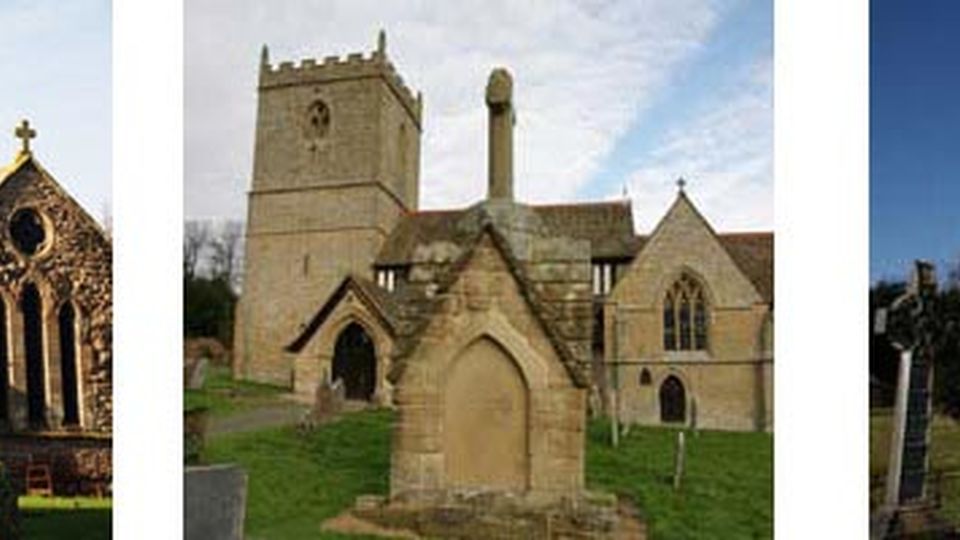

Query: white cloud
[621,56,773,232]
[184,0,732,219]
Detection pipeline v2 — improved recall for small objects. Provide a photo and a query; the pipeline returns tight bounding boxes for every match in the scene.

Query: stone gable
[390,232,585,499]
[612,192,762,309]
[0,155,112,434]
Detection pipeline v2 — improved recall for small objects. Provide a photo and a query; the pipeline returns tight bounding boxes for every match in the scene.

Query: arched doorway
[0,298,8,425]
[21,283,46,428]
[332,323,376,401]
[59,302,80,427]
[659,375,686,424]
[444,337,529,490]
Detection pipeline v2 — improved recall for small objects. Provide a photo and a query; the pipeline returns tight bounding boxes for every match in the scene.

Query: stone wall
[0,434,111,496]
[0,158,112,434]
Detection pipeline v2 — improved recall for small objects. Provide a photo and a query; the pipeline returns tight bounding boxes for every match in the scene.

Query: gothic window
[9,208,48,256]
[303,100,331,140]
[663,273,709,352]
[59,303,81,427]
[639,368,652,386]
[20,283,46,429]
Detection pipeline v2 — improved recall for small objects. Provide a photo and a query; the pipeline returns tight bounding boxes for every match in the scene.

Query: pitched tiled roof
[386,223,591,388]
[718,233,774,303]
[375,201,638,265]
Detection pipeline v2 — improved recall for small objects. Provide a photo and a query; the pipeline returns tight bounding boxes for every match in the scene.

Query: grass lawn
[184,365,290,417]
[870,408,960,524]
[18,496,112,540]
[204,410,772,539]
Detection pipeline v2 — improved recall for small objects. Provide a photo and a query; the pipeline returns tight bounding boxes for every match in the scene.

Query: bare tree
[209,220,245,290]
[184,221,210,280]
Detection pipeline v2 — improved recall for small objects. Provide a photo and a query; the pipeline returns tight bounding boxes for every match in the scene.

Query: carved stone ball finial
[677,177,687,192]
[486,68,513,109]
[14,119,36,157]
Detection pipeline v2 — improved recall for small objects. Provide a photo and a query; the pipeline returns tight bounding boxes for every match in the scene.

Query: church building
[234,32,773,435]
[0,120,112,495]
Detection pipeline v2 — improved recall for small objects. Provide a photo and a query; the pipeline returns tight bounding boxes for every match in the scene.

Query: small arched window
[303,100,331,140]
[663,273,709,351]
[639,368,652,386]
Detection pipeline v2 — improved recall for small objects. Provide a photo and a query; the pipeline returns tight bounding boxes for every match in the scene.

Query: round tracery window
[303,100,331,140]
[9,208,48,256]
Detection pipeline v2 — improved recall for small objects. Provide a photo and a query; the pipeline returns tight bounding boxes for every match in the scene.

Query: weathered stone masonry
[0,129,112,495]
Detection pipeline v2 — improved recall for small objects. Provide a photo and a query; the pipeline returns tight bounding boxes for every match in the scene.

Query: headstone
[877,261,939,508]
[184,464,247,540]
[872,261,946,539]
[673,431,686,490]
[186,357,209,390]
[299,370,345,432]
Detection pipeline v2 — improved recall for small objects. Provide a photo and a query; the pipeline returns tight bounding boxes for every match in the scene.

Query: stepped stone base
[326,490,645,539]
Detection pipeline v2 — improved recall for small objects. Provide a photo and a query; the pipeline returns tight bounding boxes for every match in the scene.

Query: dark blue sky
[871,0,960,283]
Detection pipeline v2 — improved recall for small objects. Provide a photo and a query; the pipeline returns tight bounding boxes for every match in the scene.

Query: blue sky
[186,0,771,233]
[871,0,960,283]
[0,1,111,223]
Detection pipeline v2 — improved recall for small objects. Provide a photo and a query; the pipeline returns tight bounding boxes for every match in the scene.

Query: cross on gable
[15,119,36,156]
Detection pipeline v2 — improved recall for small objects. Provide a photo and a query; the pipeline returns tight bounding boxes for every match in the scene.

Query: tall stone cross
[14,119,36,157]
[875,260,940,510]
[486,68,514,201]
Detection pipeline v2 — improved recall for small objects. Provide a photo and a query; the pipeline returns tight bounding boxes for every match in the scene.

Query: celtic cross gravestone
[875,260,940,509]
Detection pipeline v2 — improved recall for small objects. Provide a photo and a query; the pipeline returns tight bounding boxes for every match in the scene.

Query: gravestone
[873,261,949,538]
[184,464,247,540]
[185,357,209,390]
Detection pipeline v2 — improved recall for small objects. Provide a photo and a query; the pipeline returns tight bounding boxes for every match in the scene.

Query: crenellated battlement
[259,30,422,126]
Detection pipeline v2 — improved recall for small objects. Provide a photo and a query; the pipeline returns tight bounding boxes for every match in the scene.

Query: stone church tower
[235,31,422,384]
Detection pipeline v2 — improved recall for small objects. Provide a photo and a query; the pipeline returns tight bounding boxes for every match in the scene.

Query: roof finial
[14,119,36,157]
[622,183,629,199]
[260,44,269,69]
[676,177,687,193]
[377,29,386,55]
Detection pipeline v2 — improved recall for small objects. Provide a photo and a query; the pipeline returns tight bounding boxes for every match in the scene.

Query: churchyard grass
[870,408,960,524]
[184,365,289,417]
[205,409,773,539]
[19,496,112,539]
[586,420,773,539]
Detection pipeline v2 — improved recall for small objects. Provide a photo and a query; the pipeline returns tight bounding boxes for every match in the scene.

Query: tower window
[304,100,331,140]
[663,273,709,352]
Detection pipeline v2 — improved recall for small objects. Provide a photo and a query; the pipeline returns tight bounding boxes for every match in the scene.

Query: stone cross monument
[872,260,949,539]
[486,68,514,200]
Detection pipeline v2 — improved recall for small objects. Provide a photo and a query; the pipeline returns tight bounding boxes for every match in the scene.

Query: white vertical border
[776,0,868,537]
[114,0,183,538]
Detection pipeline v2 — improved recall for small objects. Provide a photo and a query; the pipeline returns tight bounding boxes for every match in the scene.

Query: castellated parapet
[259,32,423,128]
